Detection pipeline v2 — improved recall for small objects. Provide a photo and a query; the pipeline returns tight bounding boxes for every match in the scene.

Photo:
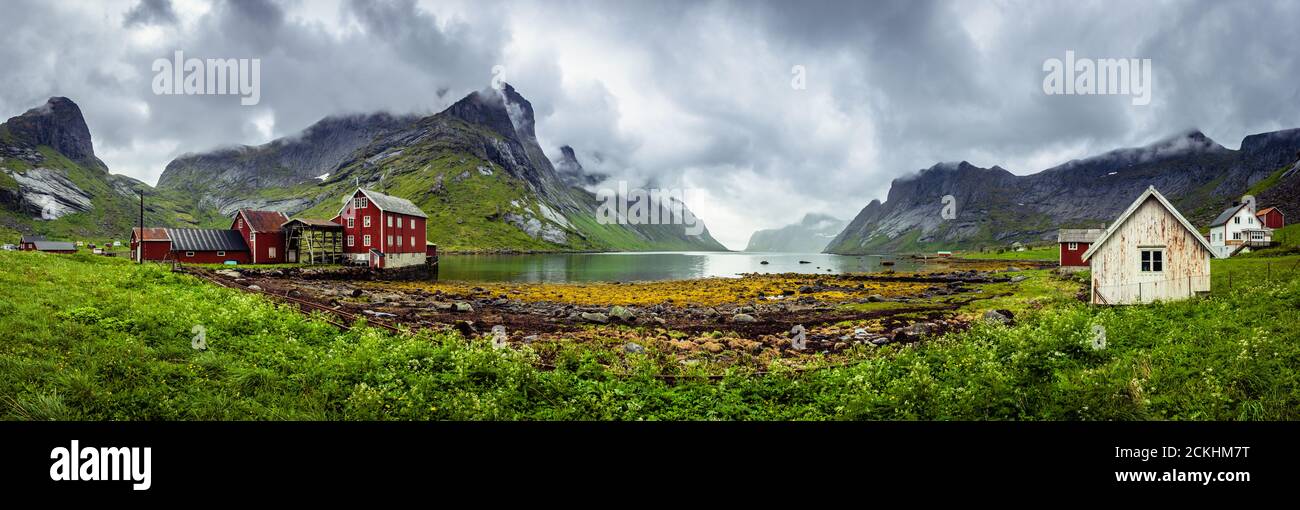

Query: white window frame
[269,247,276,258]
[1232,232,1241,240]
[1140,248,1164,273]
[217,251,225,257]
[1234,216,1240,224]
[354,197,368,209]
[388,216,393,228]
[185,251,195,257]
[387,235,393,247]
[363,216,371,228]
[410,236,415,248]
[347,235,355,247]
[347,218,355,228]
[397,235,403,247]
[363,235,371,247]
[409,219,415,229]
[1067,243,1078,251]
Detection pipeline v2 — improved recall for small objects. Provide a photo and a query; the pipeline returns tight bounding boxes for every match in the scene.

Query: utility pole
[137,189,144,264]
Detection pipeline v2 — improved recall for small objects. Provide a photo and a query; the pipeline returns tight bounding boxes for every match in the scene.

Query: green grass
[1,250,1298,420]
[955,246,1057,261]
[1246,163,1294,197]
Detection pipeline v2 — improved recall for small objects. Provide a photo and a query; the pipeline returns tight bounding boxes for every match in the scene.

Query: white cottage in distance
[1082,186,1218,305]
[1207,198,1273,258]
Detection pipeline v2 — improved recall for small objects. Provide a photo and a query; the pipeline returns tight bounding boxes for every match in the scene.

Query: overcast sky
[3,0,1299,249]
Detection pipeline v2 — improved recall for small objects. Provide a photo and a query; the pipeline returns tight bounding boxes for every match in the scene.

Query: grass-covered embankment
[954,246,1057,261]
[1,250,1297,420]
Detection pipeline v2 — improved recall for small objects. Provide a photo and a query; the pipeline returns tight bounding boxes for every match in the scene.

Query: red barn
[335,188,428,269]
[232,209,290,264]
[1057,228,1103,271]
[166,228,251,264]
[1256,207,1285,229]
[130,228,172,262]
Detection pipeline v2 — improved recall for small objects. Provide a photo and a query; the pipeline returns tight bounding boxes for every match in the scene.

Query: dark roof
[33,241,76,251]
[1210,203,1247,227]
[165,229,248,252]
[238,210,291,232]
[349,189,428,218]
[20,235,46,244]
[283,218,342,229]
[132,227,171,241]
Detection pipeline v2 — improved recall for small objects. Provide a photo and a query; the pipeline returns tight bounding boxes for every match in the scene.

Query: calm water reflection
[434,252,938,283]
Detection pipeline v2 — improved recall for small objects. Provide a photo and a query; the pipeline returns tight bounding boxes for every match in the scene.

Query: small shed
[1057,228,1104,271]
[19,235,45,251]
[131,227,172,262]
[1082,186,1217,305]
[1256,207,1285,229]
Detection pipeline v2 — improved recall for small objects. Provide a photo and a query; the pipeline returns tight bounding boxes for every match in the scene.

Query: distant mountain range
[0,87,726,252]
[744,213,845,252]
[826,129,1300,254]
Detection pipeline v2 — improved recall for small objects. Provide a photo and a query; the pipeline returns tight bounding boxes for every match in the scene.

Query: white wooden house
[1082,186,1217,305]
[1208,199,1273,257]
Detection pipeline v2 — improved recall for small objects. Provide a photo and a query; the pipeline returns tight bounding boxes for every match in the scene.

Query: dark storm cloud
[1,0,1298,248]
[123,0,179,27]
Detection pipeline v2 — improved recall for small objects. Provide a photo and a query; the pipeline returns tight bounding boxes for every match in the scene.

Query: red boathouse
[334,188,428,269]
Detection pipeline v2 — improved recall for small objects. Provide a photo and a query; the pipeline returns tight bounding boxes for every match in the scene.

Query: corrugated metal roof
[238,210,291,232]
[1057,228,1104,243]
[33,241,76,251]
[1209,203,1247,227]
[360,189,428,218]
[1256,206,1281,217]
[165,229,249,252]
[132,227,171,241]
[20,235,46,244]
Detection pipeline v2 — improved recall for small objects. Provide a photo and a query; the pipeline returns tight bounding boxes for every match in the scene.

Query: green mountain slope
[156,85,726,252]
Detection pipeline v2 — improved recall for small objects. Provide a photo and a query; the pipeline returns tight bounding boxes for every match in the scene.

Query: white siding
[1090,197,1211,304]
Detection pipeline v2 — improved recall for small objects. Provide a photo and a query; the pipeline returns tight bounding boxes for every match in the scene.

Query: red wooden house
[233,209,290,264]
[130,228,172,262]
[333,188,428,269]
[1256,207,1285,229]
[1057,228,1103,272]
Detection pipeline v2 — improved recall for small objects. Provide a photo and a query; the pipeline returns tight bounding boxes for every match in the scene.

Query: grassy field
[1,250,1297,420]
[955,246,1057,261]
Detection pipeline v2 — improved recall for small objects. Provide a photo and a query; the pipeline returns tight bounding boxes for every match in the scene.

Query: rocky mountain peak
[442,83,537,143]
[2,97,104,170]
[552,144,607,187]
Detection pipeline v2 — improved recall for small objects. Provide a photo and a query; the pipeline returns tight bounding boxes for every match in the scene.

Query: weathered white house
[1082,186,1217,305]
[1208,199,1273,258]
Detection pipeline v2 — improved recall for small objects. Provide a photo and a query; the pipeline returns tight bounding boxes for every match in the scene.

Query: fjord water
[435,252,933,283]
